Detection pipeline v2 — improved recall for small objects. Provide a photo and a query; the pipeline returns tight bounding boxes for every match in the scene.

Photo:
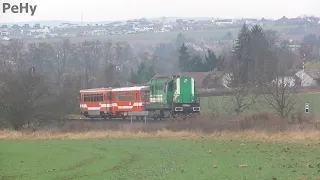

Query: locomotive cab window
[168,82,173,91]
[142,90,149,101]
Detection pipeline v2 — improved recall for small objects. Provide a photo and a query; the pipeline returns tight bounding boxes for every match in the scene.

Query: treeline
[0,39,160,129]
[300,33,320,62]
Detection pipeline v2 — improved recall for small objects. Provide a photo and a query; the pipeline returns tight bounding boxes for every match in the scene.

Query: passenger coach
[111,86,150,120]
[79,86,150,120]
[79,88,112,119]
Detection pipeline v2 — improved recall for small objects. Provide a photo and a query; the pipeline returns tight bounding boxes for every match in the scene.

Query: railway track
[60,113,200,124]
[59,117,166,124]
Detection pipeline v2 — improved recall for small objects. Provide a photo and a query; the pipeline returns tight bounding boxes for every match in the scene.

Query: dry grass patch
[1,129,320,143]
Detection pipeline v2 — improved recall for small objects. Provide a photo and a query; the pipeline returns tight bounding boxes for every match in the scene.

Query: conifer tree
[178,43,190,72]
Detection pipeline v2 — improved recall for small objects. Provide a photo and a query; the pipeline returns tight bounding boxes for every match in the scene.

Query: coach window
[85,94,90,102]
[98,94,103,102]
[108,92,112,100]
[131,92,135,100]
[116,93,121,101]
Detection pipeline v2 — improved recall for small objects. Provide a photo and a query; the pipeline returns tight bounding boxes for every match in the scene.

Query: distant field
[200,92,320,116]
[19,25,297,44]
[1,136,320,180]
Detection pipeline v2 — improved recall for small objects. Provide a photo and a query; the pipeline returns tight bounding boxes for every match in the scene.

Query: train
[79,75,201,120]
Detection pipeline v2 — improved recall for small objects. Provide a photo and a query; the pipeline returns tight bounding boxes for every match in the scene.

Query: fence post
[144,111,147,124]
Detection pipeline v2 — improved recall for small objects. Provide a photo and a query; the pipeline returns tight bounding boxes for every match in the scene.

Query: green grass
[1,138,319,180]
[200,92,320,116]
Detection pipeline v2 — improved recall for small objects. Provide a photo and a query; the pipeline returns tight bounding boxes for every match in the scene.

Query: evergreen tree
[250,24,274,83]
[129,68,139,84]
[188,55,204,72]
[147,66,156,81]
[178,43,190,72]
[204,49,218,71]
[232,23,252,84]
[176,32,186,48]
[129,62,156,84]
[303,33,318,46]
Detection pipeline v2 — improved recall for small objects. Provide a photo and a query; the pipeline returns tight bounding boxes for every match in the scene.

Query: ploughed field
[1,138,320,180]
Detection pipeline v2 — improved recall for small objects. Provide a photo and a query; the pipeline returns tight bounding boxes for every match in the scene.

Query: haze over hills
[0,16,302,26]
[0,17,211,26]
[0,18,214,26]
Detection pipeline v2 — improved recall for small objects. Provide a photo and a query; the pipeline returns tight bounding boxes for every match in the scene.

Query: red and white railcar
[111,86,150,120]
[79,88,113,119]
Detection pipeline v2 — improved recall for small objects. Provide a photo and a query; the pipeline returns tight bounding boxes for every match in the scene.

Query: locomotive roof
[112,86,149,92]
[80,87,112,93]
[148,75,193,83]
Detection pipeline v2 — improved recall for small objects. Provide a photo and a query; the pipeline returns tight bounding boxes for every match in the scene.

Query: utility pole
[303,53,306,72]
[81,12,83,26]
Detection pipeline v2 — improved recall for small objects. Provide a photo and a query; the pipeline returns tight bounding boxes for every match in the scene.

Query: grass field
[200,92,320,116]
[1,130,320,180]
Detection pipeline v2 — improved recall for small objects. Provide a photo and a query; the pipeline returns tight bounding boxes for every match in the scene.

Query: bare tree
[262,43,297,119]
[77,40,103,88]
[0,69,48,130]
[52,39,73,87]
[225,64,259,115]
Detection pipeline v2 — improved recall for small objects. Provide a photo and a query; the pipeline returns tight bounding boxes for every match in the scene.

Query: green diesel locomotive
[145,75,201,120]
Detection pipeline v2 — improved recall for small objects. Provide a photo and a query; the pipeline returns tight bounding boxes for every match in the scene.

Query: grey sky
[0,0,319,23]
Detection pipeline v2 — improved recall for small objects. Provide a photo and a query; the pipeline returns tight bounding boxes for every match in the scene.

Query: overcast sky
[0,0,319,23]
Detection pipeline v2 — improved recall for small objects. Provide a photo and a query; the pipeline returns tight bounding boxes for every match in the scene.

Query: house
[2,37,10,41]
[201,71,229,89]
[214,19,235,26]
[30,27,51,33]
[295,69,320,87]
[271,76,296,87]
[0,30,9,36]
